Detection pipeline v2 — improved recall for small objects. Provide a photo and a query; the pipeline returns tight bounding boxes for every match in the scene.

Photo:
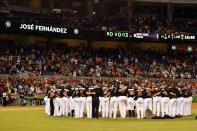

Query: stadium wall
[0,34,197,52]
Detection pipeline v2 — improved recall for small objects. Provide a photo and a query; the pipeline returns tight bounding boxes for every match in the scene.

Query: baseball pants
[169,98,177,117]
[44,97,51,116]
[86,96,92,118]
[118,96,127,119]
[109,97,118,119]
[62,97,70,117]
[78,97,86,118]
[74,97,80,118]
[101,97,110,118]
[53,98,60,116]
[153,96,161,117]
[136,98,144,119]
[161,97,169,117]
[143,98,152,117]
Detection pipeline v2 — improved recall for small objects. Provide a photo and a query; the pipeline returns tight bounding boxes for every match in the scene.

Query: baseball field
[0,104,197,131]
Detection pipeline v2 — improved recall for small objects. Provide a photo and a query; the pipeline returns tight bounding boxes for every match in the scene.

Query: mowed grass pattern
[0,106,196,131]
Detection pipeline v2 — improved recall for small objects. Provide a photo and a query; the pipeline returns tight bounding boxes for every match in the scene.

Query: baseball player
[69,87,75,117]
[78,86,86,118]
[86,86,94,118]
[127,86,136,118]
[53,91,59,116]
[58,89,64,116]
[109,84,119,119]
[99,85,103,114]
[168,85,177,117]
[143,85,153,117]
[73,87,80,118]
[182,87,187,116]
[185,86,192,116]
[176,86,183,116]
[160,85,169,117]
[44,93,51,116]
[62,88,70,117]
[101,86,110,118]
[188,87,193,116]
[118,83,128,119]
[152,86,161,117]
[135,86,144,119]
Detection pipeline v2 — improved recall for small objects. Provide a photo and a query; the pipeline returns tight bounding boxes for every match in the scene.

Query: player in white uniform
[58,89,65,117]
[62,88,70,117]
[73,88,80,118]
[127,87,136,118]
[78,87,86,118]
[86,86,94,118]
[101,86,110,118]
[44,94,51,116]
[69,87,75,117]
[143,87,153,118]
[188,87,193,116]
[136,87,144,119]
[118,84,128,119]
[168,86,177,117]
[160,85,169,117]
[184,86,192,116]
[153,87,161,117]
[99,96,102,113]
[53,91,59,116]
[109,86,119,119]
[176,87,183,116]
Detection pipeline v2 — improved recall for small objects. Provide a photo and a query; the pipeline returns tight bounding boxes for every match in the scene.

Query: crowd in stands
[0,76,196,106]
[0,1,196,107]
[0,44,197,79]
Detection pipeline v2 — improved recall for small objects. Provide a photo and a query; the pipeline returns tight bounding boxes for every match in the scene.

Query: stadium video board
[0,20,196,42]
[106,31,196,41]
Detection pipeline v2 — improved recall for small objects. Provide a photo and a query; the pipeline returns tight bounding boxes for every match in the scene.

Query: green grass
[0,107,196,131]
[193,96,197,103]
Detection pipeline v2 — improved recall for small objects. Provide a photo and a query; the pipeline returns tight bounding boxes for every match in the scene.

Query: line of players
[44,81,192,119]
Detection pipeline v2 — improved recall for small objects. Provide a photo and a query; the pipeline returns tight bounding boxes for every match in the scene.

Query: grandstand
[0,1,197,131]
[0,0,196,103]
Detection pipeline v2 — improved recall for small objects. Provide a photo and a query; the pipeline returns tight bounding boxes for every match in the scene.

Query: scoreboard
[106,31,196,41]
[0,19,196,42]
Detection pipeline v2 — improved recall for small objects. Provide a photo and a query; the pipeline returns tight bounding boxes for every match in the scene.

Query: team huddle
[44,79,192,119]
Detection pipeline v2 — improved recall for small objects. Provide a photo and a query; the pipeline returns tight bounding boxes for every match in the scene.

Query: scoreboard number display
[106,31,129,39]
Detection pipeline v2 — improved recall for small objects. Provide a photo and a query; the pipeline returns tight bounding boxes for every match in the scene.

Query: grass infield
[0,104,196,131]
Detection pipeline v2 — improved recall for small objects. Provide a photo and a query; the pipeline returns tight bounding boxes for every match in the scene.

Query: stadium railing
[0,74,197,83]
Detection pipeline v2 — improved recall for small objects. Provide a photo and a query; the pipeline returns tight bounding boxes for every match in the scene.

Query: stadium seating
[0,44,196,79]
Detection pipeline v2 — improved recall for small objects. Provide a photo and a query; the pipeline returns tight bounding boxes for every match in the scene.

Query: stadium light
[172,45,176,50]
[188,46,192,52]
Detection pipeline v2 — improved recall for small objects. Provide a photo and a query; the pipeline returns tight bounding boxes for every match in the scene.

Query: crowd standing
[0,44,197,79]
